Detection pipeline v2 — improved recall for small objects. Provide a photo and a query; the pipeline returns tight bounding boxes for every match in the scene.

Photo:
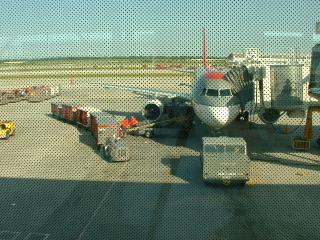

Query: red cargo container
[61,102,80,122]
[77,107,101,127]
[81,109,88,126]
[90,112,100,134]
[76,108,83,125]
[90,112,119,145]
[58,106,64,119]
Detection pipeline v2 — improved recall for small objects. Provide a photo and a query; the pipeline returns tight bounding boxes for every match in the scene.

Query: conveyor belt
[124,114,193,133]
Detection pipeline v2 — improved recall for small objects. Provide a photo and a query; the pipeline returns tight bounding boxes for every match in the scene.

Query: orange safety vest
[129,116,138,127]
[121,118,130,129]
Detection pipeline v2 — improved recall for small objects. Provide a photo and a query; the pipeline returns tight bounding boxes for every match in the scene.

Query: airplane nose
[194,104,239,129]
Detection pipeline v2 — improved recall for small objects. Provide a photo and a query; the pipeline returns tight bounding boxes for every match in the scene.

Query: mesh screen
[0,1,320,239]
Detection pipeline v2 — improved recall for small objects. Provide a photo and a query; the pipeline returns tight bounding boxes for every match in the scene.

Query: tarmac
[1,76,320,240]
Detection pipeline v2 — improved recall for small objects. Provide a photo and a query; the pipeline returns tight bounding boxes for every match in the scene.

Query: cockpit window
[206,89,219,97]
[219,89,232,96]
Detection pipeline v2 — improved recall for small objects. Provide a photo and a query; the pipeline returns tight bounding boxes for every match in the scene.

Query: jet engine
[258,109,281,124]
[142,99,164,121]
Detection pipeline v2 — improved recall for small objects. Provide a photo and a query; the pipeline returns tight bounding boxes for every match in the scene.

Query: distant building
[228,48,311,66]
[243,48,261,61]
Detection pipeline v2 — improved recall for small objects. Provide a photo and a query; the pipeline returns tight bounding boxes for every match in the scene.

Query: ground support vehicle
[28,85,61,102]
[0,90,18,104]
[101,136,129,162]
[50,102,129,162]
[201,137,250,185]
[28,85,51,102]
[0,120,16,140]
[88,111,130,162]
[1,85,60,104]
[0,91,10,105]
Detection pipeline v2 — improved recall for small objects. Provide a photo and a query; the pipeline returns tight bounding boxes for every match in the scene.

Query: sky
[0,0,319,60]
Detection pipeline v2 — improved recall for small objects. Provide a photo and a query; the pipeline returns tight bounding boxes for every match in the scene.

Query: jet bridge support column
[292,106,320,150]
[303,106,320,141]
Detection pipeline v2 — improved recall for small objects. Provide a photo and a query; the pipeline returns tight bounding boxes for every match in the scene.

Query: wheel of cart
[100,144,110,160]
[223,179,247,186]
[236,180,247,186]
[203,179,247,187]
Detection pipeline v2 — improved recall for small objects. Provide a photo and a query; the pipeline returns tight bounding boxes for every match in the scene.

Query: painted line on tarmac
[76,161,128,240]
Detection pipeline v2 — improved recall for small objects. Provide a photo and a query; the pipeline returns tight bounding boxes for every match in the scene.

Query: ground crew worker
[129,116,138,127]
[121,118,130,129]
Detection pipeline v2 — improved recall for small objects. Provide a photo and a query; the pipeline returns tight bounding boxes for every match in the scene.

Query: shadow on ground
[0,177,320,240]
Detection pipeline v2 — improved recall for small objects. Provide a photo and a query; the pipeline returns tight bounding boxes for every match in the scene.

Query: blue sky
[0,0,319,59]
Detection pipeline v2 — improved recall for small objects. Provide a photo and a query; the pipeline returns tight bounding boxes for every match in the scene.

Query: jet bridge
[256,64,311,124]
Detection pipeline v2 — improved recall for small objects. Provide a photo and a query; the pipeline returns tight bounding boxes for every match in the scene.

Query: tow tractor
[103,135,130,162]
[0,120,16,140]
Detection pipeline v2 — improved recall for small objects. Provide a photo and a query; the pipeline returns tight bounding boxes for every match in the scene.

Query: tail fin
[203,29,207,68]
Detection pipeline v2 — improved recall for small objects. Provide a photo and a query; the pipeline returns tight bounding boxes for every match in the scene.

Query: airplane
[96,30,264,130]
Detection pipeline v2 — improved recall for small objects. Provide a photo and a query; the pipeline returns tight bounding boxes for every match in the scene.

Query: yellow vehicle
[0,120,16,140]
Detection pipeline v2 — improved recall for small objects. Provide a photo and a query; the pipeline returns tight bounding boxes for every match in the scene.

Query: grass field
[0,72,193,80]
[0,57,228,80]
[0,57,228,68]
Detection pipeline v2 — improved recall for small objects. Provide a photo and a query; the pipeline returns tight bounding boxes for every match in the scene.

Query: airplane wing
[95,83,193,101]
